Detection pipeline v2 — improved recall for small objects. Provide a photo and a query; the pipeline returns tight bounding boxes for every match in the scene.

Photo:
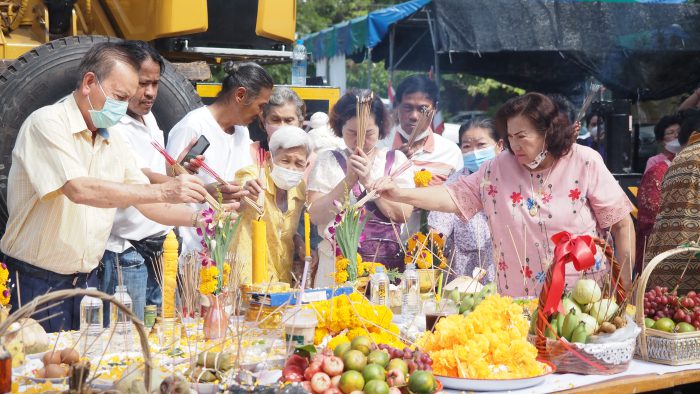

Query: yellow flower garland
[416,294,547,379]
[307,292,403,348]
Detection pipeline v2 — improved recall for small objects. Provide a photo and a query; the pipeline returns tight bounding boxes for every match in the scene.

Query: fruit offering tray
[636,246,700,365]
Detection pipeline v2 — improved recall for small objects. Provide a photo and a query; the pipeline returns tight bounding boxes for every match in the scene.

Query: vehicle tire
[0,35,202,234]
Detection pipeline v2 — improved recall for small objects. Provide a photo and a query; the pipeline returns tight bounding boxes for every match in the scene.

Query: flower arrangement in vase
[196,202,240,340]
[328,197,368,286]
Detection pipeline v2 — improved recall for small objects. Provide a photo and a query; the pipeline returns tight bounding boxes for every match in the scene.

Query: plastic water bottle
[109,285,133,352]
[79,288,103,356]
[291,39,307,86]
[370,266,390,307]
[402,264,420,322]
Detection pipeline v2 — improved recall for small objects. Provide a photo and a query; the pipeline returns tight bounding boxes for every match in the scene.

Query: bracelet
[191,211,199,227]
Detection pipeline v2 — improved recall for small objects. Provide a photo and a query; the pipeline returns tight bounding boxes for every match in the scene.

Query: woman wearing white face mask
[307,90,414,287]
[428,118,502,282]
[644,115,681,174]
[370,93,635,298]
[232,126,309,284]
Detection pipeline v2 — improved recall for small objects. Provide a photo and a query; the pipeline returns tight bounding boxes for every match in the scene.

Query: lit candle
[304,212,311,258]
[252,219,268,284]
[162,230,178,319]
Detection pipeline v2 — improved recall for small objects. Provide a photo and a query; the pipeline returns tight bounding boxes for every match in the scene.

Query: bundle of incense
[161,230,179,319]
[575,83,602,123]
[150,141,221,211]
[356,92,373,151]
[352,159,414,209]
[407,105,435,146]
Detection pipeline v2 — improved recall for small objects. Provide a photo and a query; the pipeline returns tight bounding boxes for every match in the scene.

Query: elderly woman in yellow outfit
[233,126,309,284]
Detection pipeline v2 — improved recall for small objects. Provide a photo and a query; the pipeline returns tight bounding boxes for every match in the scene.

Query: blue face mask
[87,79,128,128]
[463,147,496,173]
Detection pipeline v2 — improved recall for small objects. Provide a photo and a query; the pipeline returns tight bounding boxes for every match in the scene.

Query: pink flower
[568,188,581,201]
[498,260,508,271]
[328,226,336,235]
[522,266,533,278]
[335,247,342,257]
[334,214,342,224]
[0,263,6,269]
[542,193,552,204]
[487,185,498,197]
[2,289,8,297]
[201,207,215,224]
[359,233,366,243]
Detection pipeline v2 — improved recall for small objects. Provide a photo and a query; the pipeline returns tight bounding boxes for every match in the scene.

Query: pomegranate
[331,375,341,388]
[282,365,304,382]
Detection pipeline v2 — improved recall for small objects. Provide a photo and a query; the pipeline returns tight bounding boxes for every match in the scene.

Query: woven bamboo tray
[0,288,153,389]
[635,246,700,365]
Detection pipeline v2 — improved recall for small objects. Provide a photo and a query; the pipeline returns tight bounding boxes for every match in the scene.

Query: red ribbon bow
[542,231,596,316]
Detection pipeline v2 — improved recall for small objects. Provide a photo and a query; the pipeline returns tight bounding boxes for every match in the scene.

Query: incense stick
[407,106,435,146]
[151,141,221,210]
[356,92,373,151]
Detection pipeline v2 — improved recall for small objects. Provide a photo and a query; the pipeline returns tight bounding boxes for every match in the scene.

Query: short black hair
[394,75,439,107]
[218,61,274,103]
[458,117,498,145]
[679,113,700,146]
[329,90,391,139]
[76,42,140,88]
[122,40,165,75]
[653,114,681,142]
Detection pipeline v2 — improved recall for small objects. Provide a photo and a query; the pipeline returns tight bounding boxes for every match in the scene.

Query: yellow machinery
[0,0,296,60]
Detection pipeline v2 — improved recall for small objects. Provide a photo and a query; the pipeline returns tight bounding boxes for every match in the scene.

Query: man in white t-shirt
[166,62,273,259]
[379,75,463,184]
[102,43,175,321]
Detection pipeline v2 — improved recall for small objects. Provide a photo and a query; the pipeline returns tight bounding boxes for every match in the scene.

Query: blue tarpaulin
[303,0,430,60]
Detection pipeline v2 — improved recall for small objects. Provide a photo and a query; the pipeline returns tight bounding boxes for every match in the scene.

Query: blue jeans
[3,253,98,333]
[98,248,147,323]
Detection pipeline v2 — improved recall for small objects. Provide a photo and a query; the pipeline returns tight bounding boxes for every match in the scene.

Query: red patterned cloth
[635,160,670,275]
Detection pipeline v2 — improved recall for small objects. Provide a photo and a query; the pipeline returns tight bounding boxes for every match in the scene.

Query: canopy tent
[305,0,700,101]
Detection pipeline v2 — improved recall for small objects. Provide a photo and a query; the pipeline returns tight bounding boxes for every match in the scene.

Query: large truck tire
[0,35,202,234]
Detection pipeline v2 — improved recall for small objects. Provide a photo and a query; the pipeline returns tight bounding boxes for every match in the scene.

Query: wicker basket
[635,246,700,365]
[532,237,634,375]
[0,288,153,389]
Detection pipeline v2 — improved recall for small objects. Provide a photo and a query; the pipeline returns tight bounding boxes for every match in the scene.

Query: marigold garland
[415,294,547,379]
[0,262,9,306]
[307,292,403,348]
[334,254,385,284]
[404,230,447,269]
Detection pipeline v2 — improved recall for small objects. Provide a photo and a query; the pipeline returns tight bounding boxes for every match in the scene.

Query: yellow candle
[162,230,178,319]
[304,212,311,258]
[252,219,268,284]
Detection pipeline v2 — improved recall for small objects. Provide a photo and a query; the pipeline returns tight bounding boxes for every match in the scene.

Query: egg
[44,363,68,378]
[41,350,61,366]
[60,348,80,365]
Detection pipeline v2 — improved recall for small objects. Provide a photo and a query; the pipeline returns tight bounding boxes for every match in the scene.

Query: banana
[570,322,588,344]
[460,294,475,313]
[561,310,580,341]
[529,312,538,335]
[556,313,565,336]
[545,325,557,340]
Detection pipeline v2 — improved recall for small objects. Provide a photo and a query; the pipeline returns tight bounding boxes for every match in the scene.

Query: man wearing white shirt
[101,42,174,321]
[378,75,463,236]
[379,75,463,184]
[166,62,273,259]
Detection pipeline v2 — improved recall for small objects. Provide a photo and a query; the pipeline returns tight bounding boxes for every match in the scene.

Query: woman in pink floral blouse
[371,93,635,297]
